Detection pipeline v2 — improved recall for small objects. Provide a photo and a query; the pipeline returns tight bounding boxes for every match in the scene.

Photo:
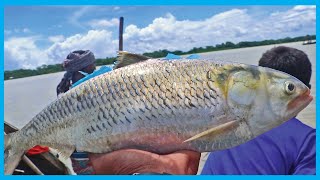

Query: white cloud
[5,30,118,70]
[122,6,315,53]
[46,30,117,64]
[113,6,120,11]
[262,6,316,33]
[293,5,316,11]
[4,36,51,69]
[48,35,65,43]
[4,6,316,70]
[68,6,95,28]
[123,10,253,53]
[88,18,119,29]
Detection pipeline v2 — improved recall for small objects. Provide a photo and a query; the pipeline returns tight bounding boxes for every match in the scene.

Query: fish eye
[284,81,295,95]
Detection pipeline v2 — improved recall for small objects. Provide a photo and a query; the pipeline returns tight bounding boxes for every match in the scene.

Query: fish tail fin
[4,132,24,175]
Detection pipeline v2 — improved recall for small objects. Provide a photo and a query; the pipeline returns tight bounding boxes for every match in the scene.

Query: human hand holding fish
[88,149,201,175]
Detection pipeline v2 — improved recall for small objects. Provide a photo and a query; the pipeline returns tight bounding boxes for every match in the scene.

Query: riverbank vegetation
[4,35,315,80]
[143,35,316,57]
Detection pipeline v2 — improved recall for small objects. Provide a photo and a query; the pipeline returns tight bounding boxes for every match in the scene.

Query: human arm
[291,129,315,175]
[88,149,201,175]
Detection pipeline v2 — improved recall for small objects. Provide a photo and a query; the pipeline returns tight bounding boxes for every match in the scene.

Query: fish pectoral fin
[183,120,239,143]
[114,51,151,69]
[57,146,75,160]
[54,146,77,175]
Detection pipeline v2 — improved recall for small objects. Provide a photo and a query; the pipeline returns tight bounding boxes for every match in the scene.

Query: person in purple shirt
[202,46,315,175]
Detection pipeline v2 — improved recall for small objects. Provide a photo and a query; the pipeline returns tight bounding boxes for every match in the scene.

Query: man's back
[201,118,315,175]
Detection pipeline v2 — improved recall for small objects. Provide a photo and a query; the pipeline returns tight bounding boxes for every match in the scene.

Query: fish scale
[16,61,227,149]
[76,61,225,152]
[5,57,312,174]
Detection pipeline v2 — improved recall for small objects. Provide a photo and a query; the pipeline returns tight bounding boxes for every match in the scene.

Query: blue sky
[4,6,316,70]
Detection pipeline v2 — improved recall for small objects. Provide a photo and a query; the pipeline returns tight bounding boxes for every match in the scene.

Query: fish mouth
[287,89,313,113]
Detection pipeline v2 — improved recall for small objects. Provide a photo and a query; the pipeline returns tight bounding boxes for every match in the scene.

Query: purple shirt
[201,118,315,175]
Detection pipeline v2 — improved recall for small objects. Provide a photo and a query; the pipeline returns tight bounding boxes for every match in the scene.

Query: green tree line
[4,34,315,80]
[143,35,316,58]
[4,57,117,80]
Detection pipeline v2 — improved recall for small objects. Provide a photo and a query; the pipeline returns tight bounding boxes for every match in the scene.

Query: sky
[4,5,316,70]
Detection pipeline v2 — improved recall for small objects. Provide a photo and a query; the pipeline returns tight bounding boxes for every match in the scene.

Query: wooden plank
[22,155,44,175]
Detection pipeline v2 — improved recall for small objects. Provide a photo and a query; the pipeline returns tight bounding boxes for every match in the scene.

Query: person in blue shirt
[201,46,315,175]
[88,47,315,175]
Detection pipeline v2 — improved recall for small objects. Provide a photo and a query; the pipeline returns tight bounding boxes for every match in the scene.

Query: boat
[302,40,316,45]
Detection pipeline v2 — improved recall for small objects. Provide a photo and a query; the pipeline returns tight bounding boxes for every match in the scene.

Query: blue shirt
[201,118,315,175]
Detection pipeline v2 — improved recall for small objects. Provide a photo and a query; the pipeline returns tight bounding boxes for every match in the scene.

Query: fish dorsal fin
[184,120,239,143]
[114,51,151,69]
